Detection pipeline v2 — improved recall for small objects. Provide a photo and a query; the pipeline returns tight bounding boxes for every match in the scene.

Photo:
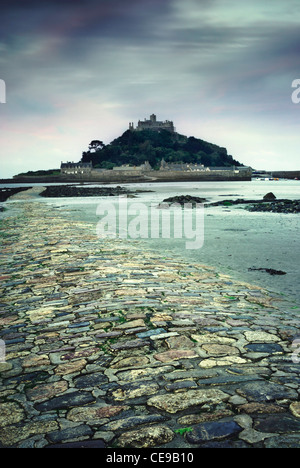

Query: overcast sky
[1,0,299,178]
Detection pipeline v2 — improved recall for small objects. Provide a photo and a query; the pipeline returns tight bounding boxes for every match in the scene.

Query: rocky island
[157,192,300,214]
[0,187,33,202]
[10,115,252,183]
[207,192,300,214]
[160,195,207,207]
[39,185,133,198]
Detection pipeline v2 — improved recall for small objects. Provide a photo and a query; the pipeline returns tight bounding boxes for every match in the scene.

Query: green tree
[80,129,242,169]
[88,140,105,151]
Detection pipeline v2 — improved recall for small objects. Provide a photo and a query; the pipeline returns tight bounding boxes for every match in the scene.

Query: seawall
[5,169,252,184]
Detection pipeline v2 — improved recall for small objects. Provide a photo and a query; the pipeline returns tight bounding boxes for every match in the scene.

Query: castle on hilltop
[59,113,252,181]
[129,114,175,133]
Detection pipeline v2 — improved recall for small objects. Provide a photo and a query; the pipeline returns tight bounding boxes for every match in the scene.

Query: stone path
[0,189,299,448]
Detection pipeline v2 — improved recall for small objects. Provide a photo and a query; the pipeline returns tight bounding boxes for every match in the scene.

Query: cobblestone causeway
[0,190,299,448]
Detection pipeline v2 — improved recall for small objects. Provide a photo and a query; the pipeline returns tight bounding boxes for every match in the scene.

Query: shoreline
[0,171,252,184]
[2,183,300,214]
[1,167,299,186]
[19,182,298,303]
[0,189,299,448]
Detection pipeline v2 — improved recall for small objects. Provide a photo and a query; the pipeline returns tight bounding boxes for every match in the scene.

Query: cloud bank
[0,0,299,177]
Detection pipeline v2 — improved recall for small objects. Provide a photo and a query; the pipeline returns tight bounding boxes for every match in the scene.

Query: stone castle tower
[129,114,175,133]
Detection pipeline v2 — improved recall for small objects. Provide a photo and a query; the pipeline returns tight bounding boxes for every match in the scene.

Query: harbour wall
[58,169,252,183]
[4,169,252,184]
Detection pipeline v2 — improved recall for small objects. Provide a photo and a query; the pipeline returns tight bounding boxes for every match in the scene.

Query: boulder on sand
[263,192,276,200]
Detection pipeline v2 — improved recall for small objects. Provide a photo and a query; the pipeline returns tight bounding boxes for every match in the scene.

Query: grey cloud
[1,0,299,176]
[1,0,172,40]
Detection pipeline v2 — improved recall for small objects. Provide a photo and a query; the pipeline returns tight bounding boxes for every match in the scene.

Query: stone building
[160,158,208,172]
[60,161,92,175]
[112,161,153,173]
[129,114,175,133]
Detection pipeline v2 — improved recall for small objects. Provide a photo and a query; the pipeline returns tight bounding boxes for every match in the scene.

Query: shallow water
[2,179,300,304]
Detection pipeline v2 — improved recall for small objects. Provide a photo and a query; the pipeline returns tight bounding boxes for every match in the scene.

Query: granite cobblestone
[0,190,299,448]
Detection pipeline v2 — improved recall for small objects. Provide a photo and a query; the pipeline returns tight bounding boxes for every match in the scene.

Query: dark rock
[245,199,300,214]
[264,434,300,448]
[4,371,49,387]
[245,343,283,353]
[0,187,32,202]
[208,198,257,207]
[165,380,198,391]
[254,414,300,433]
[236,382,298,402]
[161,195,207,206]
[46,424,93,444]
[34,391,95,411]
[207,195,300,213]
[197,374,263,386]
[5,337,25,345]
[186,419,242,444]
[74,373,108,389]
[248,267,286,275]
[40,185,131,198]
[68,321,90,329]
[101,413,167,432]
[263,192,276,200]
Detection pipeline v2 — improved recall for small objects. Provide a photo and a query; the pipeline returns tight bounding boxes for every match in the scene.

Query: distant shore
[0,173,252,184]
[1,169,300,186]
[2,183,299,214]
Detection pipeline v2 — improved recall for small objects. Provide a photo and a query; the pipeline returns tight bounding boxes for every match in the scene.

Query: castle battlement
[129,114,175,133]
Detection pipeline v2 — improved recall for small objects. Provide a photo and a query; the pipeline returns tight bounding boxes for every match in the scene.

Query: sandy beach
[0,187,299,448]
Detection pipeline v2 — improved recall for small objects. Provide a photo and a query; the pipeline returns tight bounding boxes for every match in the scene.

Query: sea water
[2,179,300,304]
